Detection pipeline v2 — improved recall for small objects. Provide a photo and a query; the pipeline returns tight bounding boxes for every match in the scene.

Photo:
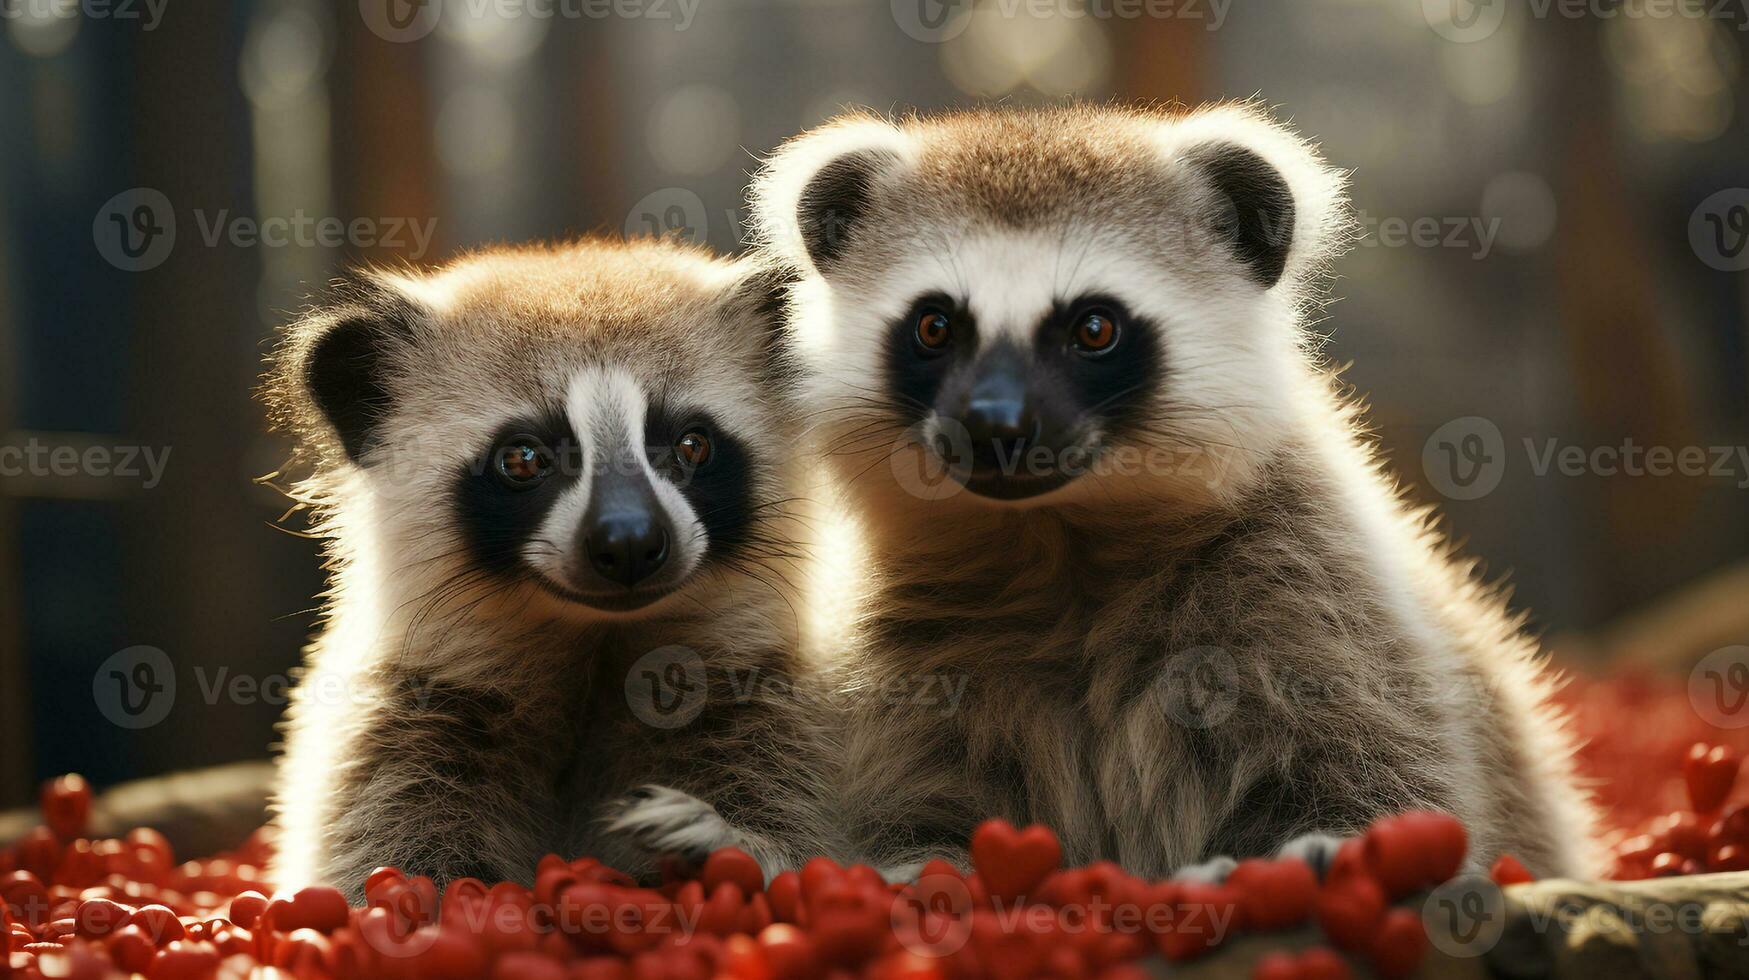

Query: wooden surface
[1170,872,1749,979]
[0,760,272,860]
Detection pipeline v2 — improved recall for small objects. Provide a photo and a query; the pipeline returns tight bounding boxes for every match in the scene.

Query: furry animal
[746,103,1602,880]
[262,240,842,897]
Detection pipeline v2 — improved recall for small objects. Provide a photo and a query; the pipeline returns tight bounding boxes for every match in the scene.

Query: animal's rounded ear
[1186,143,1296,287]
[750,115,909,276]
[1162,104,1354,289]
[723,256,797,325]
[264,275,422,464]
[720,257,803,389]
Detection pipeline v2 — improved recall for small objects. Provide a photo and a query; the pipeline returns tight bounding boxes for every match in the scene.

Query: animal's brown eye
[675,430,713,468]
[914,310,952,352]
[494,439,553,488]
[1072,310,1120,355]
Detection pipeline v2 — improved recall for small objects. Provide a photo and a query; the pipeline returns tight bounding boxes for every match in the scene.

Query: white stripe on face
[523,366,708,594]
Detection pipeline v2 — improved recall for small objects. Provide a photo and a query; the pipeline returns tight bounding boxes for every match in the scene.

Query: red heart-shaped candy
[968,820,1062,903]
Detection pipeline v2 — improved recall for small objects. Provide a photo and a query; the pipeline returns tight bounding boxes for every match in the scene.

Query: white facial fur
[521,365,709,599]
[792,225,1305,509]
[271,242,793,633]
[753,104,1354,514]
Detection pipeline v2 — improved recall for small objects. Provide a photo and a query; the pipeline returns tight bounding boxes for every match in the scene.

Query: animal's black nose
[586,513,670,587]
[962,395,1038,456]
[959,364,1040,469]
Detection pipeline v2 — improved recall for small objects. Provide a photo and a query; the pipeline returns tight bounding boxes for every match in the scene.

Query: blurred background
[0,0,1746,809]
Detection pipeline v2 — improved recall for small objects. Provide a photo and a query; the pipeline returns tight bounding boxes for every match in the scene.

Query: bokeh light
[940,1,1112,98]
[648,84,743,177]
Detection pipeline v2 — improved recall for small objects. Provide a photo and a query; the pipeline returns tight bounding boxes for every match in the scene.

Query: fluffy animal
[262,240,842,897]
[746,103,1602,880]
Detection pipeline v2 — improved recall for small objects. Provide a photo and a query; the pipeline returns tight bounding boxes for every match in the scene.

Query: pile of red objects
[3,778,1485,980]
[1555,671,1749,878]
[1600,742,1748,879]
[1556,669,1749,833]
[3,671,1746,978]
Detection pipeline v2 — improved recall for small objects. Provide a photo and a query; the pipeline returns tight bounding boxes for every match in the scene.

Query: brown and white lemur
[263,240,842,897]
[740,103,1601,880]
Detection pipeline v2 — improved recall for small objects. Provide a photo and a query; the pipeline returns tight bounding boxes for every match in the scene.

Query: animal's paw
[1172,854,1238,884]
[603,785,738,865]
[876,860,930,884]
[1275,830,1351,881]
[1173,831,1353,884]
